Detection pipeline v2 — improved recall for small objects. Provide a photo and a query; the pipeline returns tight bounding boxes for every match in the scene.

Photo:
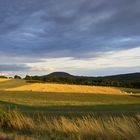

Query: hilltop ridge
[46,72,73,77]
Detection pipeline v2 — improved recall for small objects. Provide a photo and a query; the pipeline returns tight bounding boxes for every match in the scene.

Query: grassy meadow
[0,78,140,140]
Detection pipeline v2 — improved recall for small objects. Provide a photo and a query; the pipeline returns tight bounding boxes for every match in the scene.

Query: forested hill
[24,72,140,89]
[47,72,72,77]
[103,73,140,81]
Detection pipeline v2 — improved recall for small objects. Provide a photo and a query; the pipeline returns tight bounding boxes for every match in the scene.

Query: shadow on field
[0,79,28,89]
[0,100,140,116]
[130,95,140,98]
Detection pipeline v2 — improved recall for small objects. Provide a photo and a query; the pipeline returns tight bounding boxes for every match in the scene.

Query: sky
[0,0,140,77]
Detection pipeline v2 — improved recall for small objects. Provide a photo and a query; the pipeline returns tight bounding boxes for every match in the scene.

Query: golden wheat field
[6,83,124,94]
[0,78,11,82]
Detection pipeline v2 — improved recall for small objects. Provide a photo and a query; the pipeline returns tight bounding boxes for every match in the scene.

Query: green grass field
[0,91,140,114]
[0,79,27,89]
[0,79,140,113]
[0,79,140,140]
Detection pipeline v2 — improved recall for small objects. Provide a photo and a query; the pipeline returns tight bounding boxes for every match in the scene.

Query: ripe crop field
[6,83,123,94]
[0,79,140,140]
[0,78,11,82]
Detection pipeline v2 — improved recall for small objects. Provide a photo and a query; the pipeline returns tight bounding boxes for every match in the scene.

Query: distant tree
[24,75,32,80]
[14,75,21,79]
[0,76,7,78]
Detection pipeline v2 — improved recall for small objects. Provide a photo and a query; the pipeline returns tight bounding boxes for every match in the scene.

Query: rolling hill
[24,72,140,89]
[47,72,73,77]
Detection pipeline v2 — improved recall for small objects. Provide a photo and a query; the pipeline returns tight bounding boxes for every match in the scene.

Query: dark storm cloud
[0,64,31,71]
[0,0,140,59]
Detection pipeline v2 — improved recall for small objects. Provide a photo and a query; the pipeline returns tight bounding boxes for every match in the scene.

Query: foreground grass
[0,110,140,140]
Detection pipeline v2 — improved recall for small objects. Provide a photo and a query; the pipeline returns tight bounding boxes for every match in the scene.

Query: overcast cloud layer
[0,0,140,76]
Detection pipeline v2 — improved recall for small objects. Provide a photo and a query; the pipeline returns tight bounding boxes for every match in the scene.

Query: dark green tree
[14,75,21,79]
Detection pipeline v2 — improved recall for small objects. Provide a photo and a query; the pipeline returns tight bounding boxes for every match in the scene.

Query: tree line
[1,72,139,89]
[24,74,140,89]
